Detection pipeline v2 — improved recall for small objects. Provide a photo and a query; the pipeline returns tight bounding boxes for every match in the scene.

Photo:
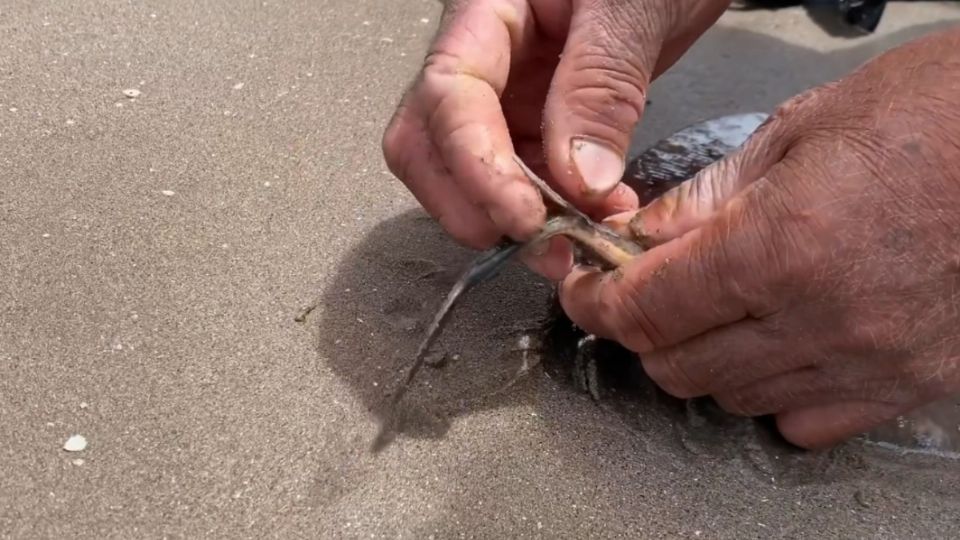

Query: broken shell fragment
[63,434,87,452]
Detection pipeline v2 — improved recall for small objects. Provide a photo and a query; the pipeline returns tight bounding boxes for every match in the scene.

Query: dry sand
[2,1,960,537]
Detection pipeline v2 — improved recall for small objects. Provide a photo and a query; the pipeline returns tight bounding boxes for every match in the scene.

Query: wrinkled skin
[561,28,960,449]
[383,0,960,450]
[382,0,730,280]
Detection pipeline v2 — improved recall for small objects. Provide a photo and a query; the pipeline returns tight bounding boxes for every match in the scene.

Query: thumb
[542,0,729,210]
[605,108,796,247]
[541,2,660,207]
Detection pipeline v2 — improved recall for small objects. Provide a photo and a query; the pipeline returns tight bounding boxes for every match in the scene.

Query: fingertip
[487,202,542,242]
[381,105,416,179]
[499,164,550,241]
[776,410,841,451]
[627,199,677,249]
[583,182,639,223]
[605,182,640,215]
[558,264,604,321]
[520,237,574,281]
[440,129,548,243]
[602,210,639,238]
[776,401,901,450]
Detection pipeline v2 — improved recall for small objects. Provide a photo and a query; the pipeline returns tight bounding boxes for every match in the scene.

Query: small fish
[372,156,647,451]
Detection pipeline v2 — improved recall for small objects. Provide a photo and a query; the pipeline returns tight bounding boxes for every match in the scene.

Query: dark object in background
[734,0,889,33]
[837,0,889,32]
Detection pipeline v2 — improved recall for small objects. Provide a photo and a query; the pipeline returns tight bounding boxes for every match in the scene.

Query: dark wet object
[624,113,769,203]
[837,0,888,32]
[733,0,890,33]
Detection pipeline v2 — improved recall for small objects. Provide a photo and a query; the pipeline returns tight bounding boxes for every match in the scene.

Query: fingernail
[628,213,656,249]
[571,138,624,195]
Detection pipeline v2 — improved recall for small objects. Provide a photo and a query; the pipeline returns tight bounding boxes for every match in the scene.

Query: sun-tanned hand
[384,1,960,450]
[561,27,960,449]
[383,0,730,280]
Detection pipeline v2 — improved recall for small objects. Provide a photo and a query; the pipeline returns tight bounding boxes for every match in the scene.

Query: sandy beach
[2,1,960,537]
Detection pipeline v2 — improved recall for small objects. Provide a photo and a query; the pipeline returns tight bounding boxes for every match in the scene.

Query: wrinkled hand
[383,0,730,280]
[561,28,960,449]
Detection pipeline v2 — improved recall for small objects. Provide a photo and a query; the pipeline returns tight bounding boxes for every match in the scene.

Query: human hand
[383,0,730,280]
[560,28,960,449]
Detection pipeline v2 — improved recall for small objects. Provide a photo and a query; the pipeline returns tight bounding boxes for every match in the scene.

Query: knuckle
[756,208,824,297]
[564,84,643,139]
[381,118,406,175]
[770,83,827,122]
[612,274,668,351]
[770,92,810,122]
[418,54,471,118]
[714,391,766,417]
[496,207,542,241]
[641,350,704,399]
[562,49,647,136]
[832,313,901,359]
[423,49,462,79]
[718,183,825,315]
[691,227,746,310]
[441,215,499,250]
[762,81,839,138]
[435,118,488,166]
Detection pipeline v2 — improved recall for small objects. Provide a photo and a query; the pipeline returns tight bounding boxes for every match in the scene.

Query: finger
[594,182,640,221]
[638,317,811,399]
[558,228,740,354]
[383,102,501,249]
[512,112,640,223]
[625,108,796,247]
[776,401,904,450]
[402,0,547,241]
[560,218,752,354]
[513,139,575,281]
[511,139,632,281]
[560,164,806,354]
[519,236,575,282]
[714,363,918,418]
[714,367,840,418]
[541,0,729,207]
[431,85,546,241]
[541,1,662,205]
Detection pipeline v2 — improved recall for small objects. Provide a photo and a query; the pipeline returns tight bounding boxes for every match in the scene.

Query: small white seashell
[63,435,87,452]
